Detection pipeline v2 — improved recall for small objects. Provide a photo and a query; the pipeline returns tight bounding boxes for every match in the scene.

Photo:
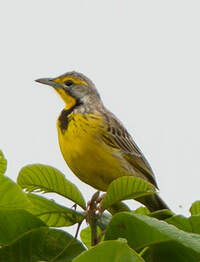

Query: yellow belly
[57,113,129,191]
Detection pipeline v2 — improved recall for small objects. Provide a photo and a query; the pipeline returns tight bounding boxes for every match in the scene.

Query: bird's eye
[64,80,74,86]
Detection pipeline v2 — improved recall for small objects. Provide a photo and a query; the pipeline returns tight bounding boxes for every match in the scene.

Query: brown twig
[75,220,83,239]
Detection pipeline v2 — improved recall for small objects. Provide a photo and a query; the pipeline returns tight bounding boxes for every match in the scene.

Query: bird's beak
[35,78,54,86]
[35,78,61,90]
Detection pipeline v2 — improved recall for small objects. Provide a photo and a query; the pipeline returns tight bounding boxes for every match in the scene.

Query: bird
[36,71,169,212]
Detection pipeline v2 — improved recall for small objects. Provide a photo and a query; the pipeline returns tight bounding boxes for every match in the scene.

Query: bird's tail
[136,193,170,212]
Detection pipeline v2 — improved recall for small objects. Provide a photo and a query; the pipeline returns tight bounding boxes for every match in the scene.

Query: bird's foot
[85,191,106,222]
[96,193,106,216]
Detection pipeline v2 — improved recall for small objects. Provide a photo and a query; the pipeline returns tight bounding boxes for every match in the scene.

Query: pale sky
[1,0,200,228]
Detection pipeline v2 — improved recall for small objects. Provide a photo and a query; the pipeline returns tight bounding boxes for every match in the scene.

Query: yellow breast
[57,112,129,191]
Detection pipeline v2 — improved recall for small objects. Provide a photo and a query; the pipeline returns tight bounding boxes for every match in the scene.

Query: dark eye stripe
[65,80,74,86]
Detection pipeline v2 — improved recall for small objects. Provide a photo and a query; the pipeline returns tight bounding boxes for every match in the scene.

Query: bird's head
[36,71,101,111]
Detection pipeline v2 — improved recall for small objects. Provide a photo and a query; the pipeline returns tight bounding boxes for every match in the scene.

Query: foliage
[0,150,200,261]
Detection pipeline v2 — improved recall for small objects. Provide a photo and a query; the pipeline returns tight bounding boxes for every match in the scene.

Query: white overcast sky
[1,0,200,221]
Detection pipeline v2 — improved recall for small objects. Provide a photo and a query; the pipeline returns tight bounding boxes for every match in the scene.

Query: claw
[85,191,106,221]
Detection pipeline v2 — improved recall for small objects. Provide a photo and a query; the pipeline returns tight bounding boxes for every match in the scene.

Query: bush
[0,150,200,262]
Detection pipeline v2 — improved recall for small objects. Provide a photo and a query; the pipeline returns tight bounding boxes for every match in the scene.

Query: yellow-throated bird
[36,72,169,211]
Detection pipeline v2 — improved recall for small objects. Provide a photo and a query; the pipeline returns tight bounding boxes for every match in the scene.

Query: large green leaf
[143,241,200,262]
[27,193,84,227]
[166,214,200,234]
[101,176,155,210]
[0,150,7,175]
[0,209,45,246]
[105,212,200,261]
[0,227,85,262]
[190,201,200,215]
[73,240,145,262]
[18,164,86,209]
[0,175,30,209]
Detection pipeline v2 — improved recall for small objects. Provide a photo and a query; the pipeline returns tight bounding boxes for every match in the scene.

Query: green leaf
[107,201,131,215]
[189,216,200,234]
[73,240,145,262]
[80,226,103,249]
[166,214,200,234]
[80,226,91,249]
[18,164,86,209]
[0,175,30,209]
[0,227,85,262]
[149,209,174,220]
[0,150,7,175]
[133,207,174,221]
[27,193,84,227]
[143,241,200,262]
[101,176,155,210]
[0,209,46,246]
[105,212,200,261]
[190,201,200,215]
[133,206,150,215]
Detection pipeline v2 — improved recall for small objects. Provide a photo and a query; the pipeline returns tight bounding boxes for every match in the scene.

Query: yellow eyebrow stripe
[54,77,87,86]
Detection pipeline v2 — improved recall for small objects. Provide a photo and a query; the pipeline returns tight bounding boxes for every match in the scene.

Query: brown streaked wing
[101,111,158,188]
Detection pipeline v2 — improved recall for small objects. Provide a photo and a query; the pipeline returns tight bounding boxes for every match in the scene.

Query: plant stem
[90,213,98,246]
[87,191,100,246]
